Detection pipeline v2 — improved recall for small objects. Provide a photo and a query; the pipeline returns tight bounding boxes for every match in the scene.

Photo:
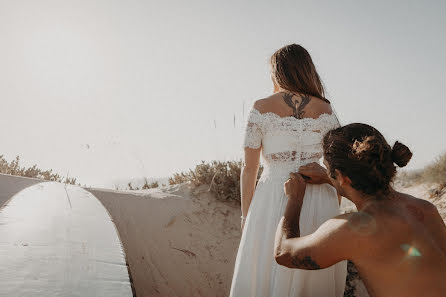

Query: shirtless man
[274,123,446,297]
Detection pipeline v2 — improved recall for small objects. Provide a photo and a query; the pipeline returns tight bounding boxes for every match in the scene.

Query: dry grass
[168,160,263,202]
[126,178,159,190]
[395,169,423,188]
[142,180,159,189]
[396,152,446,194]
[0,155,78,185]
[423,153,446,189]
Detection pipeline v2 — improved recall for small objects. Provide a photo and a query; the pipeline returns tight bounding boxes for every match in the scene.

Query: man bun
[323,124,413,196]
[391,141,412,167]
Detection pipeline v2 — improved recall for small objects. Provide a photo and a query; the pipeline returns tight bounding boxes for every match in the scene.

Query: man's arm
[274,173,352,270]
[298,162,332,186]
[299,162,342,205]
[274,215,351,270]
[273,173,306,264]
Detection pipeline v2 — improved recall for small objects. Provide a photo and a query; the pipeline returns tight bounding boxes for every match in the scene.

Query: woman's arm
[241,101,264,230]
[240,146,261,230]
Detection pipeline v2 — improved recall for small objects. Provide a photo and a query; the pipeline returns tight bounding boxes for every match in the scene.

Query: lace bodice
[243,107,340,181]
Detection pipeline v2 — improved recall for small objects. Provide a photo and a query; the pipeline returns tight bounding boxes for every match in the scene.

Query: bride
[230,44,347,297]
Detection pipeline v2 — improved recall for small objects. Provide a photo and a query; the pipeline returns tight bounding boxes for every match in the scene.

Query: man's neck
[351,195,375,211]
[347,187,396,211]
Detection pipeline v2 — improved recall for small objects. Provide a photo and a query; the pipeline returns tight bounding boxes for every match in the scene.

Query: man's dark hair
[323,123,412,195]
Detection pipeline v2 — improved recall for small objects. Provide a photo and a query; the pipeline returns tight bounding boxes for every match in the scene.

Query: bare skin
[241,86,333,230]
[275,163,446,297]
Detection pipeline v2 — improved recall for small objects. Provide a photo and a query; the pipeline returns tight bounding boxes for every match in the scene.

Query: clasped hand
[284,172,306,201]
[284,162,330,201]
[298,162,331,185]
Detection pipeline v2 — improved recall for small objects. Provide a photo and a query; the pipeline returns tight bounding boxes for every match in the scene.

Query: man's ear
[334,169,352,186]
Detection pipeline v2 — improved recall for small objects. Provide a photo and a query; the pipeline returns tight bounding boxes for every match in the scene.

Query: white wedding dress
[230,107,347,297]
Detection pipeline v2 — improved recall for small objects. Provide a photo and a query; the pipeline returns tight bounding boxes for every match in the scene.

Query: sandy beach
[1,173,444,297]
[89,184,241,297]
[0,174,241,297]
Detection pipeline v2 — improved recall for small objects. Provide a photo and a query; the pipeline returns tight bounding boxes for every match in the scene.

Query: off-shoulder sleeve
[330,113,341,130]
[243,108,263,149]
[320,113,341,136]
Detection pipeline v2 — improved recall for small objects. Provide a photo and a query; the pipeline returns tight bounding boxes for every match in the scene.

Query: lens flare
[400,244,422,257]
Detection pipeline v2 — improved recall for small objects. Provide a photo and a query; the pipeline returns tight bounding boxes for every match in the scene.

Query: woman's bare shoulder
[252,93,282,112]
[252,92,334,119]
[252,93,293,115]
[304,97,333,119]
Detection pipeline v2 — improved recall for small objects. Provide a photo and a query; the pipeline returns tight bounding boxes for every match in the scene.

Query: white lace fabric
[243,107,340,181]
[230,179,347,297]
[231,106,346,297]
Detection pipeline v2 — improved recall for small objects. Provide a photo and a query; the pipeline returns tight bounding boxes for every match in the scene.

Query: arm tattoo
[291,255,321,270]
[281,92,312,119]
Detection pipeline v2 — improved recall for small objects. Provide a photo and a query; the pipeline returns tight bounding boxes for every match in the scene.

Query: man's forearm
[274,196,304,265]
[282,199,304,238]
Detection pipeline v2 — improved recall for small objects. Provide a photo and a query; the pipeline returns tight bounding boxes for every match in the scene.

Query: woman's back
[231,44,346,297]
[244,92,340,182]
[232,92,346,297]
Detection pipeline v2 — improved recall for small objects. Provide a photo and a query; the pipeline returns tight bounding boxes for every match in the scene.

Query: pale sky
[0,0,445,188]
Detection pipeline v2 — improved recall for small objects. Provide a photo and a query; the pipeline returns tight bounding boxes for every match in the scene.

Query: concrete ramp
[0,182,134,297]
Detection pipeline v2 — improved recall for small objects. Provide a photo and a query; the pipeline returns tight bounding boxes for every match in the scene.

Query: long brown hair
[270,44,328,102]
[323,123,412,196]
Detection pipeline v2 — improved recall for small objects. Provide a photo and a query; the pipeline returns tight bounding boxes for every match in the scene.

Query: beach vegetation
[0,155,78,185]
[168,160,263,202]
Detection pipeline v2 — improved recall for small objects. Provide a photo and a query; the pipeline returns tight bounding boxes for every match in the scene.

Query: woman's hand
[284,173,306,202]
[298,162,331,185]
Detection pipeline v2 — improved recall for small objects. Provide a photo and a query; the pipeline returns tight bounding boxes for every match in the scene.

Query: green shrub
[168,160,263,202]
[0,155,78,185]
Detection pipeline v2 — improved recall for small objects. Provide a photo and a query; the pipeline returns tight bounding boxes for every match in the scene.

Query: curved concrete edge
[0,180,134,297]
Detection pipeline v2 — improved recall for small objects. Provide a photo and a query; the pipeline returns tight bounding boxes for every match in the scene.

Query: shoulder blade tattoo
[297,94,311,119]
[282,92,298,118]
[281,92,311,119]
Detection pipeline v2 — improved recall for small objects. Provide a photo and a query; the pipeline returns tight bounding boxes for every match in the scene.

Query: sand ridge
[88,183,241,297]
[1,173,445,297]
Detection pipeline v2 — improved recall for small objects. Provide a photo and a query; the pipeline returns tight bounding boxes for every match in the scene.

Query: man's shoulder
[410,195,436,210]
[317,213,356,237]
[321,212,378,243]
[310,213,360,260]
[398,192,437,214]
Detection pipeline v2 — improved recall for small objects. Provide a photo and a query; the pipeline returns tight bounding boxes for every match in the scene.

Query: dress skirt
[229,175,347,297]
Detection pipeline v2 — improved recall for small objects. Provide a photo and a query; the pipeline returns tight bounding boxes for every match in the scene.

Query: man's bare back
[274,123,446,297]
[342,192,446,296]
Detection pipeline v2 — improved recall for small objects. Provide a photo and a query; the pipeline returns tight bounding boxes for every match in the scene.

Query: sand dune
[1,173,444,297]
[88,184,241,297]
[0,174,241,297]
